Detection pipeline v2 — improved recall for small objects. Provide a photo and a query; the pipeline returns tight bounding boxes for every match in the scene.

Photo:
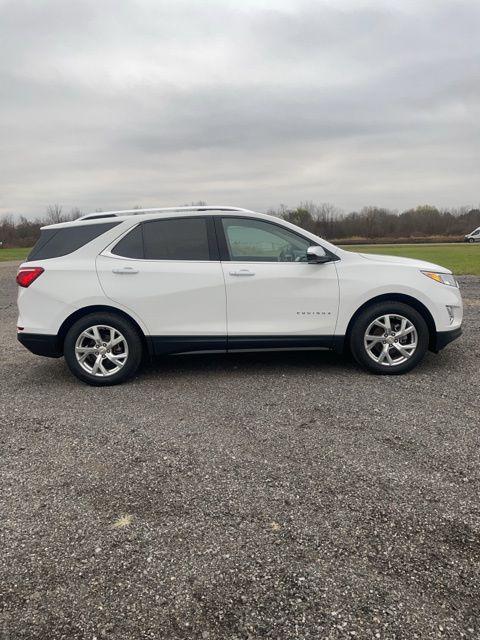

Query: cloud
[0,0,479,216]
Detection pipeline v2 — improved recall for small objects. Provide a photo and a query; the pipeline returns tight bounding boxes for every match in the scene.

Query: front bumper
[17,332,63,358]
[433,326,462,352]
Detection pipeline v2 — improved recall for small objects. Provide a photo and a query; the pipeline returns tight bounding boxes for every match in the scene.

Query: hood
[358,252,451,273]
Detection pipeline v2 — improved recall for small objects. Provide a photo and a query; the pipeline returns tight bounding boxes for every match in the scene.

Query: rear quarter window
[27,222,121,260]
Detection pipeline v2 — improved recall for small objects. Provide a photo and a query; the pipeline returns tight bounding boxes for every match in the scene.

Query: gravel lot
[1,261,479,640]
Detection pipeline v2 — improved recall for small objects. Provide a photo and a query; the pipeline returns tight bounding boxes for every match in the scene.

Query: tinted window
[222,218,310,262]
[143,218,210,260]
[28,222,121,261]
[112,224,144,258]
[26,228,58,259]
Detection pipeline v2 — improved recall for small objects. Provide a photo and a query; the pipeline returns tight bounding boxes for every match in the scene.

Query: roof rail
[78,206,255,221]
[78,213,119,220]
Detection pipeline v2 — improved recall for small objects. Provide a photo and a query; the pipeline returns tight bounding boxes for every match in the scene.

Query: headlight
[421,271,458,287]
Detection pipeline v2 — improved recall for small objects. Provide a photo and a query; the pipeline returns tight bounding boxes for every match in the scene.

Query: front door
[216,217,339,348]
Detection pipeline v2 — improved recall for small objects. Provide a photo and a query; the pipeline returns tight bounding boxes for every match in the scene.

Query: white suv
[16,206,463,385]
[464,227,480,243]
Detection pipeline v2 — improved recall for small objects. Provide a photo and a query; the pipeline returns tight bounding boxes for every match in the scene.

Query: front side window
[112,217,211,260]
[222,218,311,262]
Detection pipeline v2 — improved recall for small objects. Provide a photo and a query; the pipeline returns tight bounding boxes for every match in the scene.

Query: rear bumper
[433,326,462,352]
[17,332,63,358]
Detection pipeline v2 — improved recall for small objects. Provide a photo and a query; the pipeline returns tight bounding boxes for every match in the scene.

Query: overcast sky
[1,0,479,218]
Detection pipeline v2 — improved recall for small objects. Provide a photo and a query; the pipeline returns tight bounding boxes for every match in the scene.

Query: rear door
[96,216,227,352]
[216,216,339,347]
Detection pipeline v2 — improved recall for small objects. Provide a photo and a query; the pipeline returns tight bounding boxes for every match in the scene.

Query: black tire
[469,238,475,243]
[64,312,143,386]
[350,301,429,375]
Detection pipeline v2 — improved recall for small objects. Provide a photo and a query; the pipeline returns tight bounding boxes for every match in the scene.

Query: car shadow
[15,345,456,387]
[140,349,355,378]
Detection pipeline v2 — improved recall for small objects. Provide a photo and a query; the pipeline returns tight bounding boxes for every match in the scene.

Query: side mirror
[307,245,330,264]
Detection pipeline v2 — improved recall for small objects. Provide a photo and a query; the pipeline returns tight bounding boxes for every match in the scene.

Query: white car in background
[464,227,480,242]
[16,206,463,385]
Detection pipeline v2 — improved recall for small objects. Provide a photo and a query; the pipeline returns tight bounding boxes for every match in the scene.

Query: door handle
[229,269,255,276]
[112,267,139,274]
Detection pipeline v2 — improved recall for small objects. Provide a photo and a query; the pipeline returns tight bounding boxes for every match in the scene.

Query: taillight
[16,267,44,288]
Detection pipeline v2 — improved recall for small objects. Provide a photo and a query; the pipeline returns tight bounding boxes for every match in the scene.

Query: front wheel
[64,313,143,386]
[350,302,429,375]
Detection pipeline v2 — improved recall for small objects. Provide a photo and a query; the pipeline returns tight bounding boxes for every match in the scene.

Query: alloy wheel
[74,325,129,377]
[364,314,418,367]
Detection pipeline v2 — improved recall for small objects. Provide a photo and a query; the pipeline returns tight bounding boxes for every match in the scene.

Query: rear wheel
[64,313,143,386]
[350,302,429,375]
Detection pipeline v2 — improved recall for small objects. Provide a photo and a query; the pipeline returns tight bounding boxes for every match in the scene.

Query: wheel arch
[57,305,151,355]
[345,293,437,351]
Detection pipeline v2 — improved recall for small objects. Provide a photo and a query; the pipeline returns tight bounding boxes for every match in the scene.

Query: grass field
[340,243,480,275]
[0,247,30,262]
[1,243,479,274]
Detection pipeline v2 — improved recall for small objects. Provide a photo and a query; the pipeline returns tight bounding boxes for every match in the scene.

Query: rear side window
[145,218,210,260]
[111,224,144,259]
[112,218,211,260]
[28,222,121,260]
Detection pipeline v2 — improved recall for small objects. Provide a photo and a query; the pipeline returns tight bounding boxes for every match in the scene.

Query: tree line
[0,205,83,248]
[270,202,480,243]
[1,202,480,248]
